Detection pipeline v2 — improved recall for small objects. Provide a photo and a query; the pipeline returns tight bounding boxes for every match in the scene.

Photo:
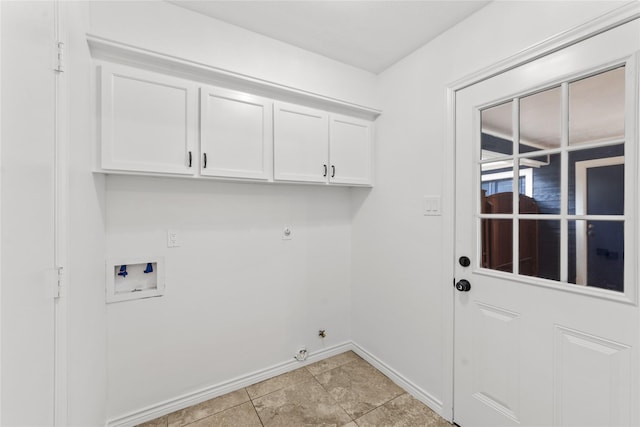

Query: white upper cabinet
[274,102,373,186]
[329,114,372,185]
[273,102,329,183]
[95,52,378,186]
[200,87,272,180]
[99,63,196,175]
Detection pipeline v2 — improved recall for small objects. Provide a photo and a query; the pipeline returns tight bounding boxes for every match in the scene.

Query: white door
[99,63,196,175]
[1,1,58,425]
[273,102,329,183]
[200,86,272,180]
[329,114,373,186]
[454,19,639,427]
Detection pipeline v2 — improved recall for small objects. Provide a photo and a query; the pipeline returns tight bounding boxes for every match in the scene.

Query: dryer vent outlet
[294,347,308,361]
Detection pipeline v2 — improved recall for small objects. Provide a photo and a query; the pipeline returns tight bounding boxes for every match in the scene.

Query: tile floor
[139,351,451,427]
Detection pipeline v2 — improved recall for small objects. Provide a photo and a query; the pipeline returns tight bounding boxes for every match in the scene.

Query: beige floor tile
[316,358,404,419]
[246,367,314,399]
[253,378,352,427]
[341,422,358,427]
[184,402,262,427]
[167,389,250,427]
[355,393,451,427]
[306,351,362,377]
[137,415,168,427]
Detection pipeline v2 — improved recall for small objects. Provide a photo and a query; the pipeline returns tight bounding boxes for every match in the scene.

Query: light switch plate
[167,229,181,247]
[423,196,441,216]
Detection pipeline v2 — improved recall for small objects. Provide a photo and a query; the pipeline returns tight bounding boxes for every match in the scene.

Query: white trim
[54,1,69,425]
[448,4,640,93]
[106,341,446,427]
[440,87,456,422]
[86,35,381,121]
[0,1,3,422]
[575,156,625,286]
[350,342,444,417]
[443,2,640,423]
[105,342,352,427]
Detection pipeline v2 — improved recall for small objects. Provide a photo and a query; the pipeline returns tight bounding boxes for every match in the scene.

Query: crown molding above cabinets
[90,36,378,187]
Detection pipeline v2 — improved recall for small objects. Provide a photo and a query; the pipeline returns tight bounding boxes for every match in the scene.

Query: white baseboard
[350,341,445,419]
[105,341,352,427]
[106,341,446,426]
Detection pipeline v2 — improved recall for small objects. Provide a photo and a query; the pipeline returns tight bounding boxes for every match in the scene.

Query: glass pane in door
[520,86,562,152]
[569,220,624,291]
[481,101,513,159]
[519,154,560,214]
[569,67,625,145]
[481,161,514,214]
[520,220,560,281]
[482,219,513,273]
[568,145,624,215]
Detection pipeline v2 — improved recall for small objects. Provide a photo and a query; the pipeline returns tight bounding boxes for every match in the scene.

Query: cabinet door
[200,87,272,180]
[99,63,196,175]
[329,114,373,185]
[273,102,329,183]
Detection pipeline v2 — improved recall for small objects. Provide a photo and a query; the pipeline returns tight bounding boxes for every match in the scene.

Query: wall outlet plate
[167,229,181,247]
[423,195,441,216]
[282,226,293,240]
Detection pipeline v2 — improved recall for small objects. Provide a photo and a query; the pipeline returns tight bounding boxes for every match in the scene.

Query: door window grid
[477,65,628,293]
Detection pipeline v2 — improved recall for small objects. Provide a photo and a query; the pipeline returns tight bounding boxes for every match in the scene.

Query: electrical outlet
[167,230,181,248]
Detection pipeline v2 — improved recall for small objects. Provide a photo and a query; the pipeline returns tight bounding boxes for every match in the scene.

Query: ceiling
[168,1,490,74]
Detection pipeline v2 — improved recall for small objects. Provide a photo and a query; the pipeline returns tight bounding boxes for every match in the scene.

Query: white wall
[1,2,56,425]
[88,1,378,109]
[350,0,630,416]
[105,177,355,417]
[65,2,108,425]
[85,1,377,421]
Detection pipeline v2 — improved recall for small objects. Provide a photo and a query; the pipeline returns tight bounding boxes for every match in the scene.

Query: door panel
[454,18,639,427]
[554,326,631,427]
[472,302,521,422]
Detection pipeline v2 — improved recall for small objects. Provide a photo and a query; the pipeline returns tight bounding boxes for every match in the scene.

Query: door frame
[575,156,625,285]
[442,3,640,422]
[0,2,3,423]
[54,1,68,425]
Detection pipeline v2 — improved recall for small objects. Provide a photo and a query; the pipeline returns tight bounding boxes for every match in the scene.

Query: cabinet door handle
[331,165,335,178]
[323,164,327,177]
[188,151,192,168]
[203,153,207,169]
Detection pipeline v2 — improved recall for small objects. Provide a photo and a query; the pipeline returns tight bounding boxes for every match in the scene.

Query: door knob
[459,256,471,267]
[455,279,471,292]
